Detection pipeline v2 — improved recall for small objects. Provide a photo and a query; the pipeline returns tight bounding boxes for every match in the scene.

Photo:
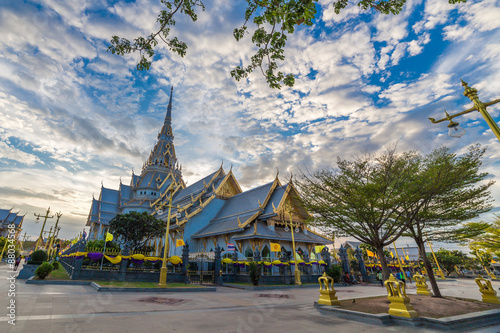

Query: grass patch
[44,266,70,280]
[96,281,203,288]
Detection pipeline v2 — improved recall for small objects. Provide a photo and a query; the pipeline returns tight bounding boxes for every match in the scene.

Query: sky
[0,0,499,246]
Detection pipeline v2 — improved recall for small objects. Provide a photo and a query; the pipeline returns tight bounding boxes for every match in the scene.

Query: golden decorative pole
[34,207,54,251]
[429,80,500,141]
[426,236,445,279]
[159,185,176,287]
[43,227,53,251]
[393,243,404,271]
[473,247,496,280]
[47,212,62,258]
[283,203,302,286]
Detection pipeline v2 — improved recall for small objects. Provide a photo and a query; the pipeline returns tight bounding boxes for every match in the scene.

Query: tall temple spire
[142,86,180,176]
[165,86,173,124]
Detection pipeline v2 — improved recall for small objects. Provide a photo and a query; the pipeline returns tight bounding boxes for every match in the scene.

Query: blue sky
[0,0,499,244]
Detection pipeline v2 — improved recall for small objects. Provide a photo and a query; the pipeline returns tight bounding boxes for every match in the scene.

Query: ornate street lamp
[157,184,180,287]
[283,203,302,286]
[429,80,500,141]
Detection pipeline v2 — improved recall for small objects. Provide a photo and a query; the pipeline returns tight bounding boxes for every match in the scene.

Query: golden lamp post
[283,204,302,286]
[34,207,54,251]
[426,236,446,279]
[157,184,180,287]
[428,80,500,141]
[47,212,62,257]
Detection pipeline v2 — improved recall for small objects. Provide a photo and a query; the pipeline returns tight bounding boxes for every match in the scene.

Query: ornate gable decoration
[215,170,242,199]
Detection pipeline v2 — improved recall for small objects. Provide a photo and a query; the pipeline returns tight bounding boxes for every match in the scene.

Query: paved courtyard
[1,263,499,332]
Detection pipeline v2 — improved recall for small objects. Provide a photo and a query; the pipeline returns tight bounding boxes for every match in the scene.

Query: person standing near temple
[377,271,383,286]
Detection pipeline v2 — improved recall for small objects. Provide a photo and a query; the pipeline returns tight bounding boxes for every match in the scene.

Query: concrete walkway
[1,263,499,332]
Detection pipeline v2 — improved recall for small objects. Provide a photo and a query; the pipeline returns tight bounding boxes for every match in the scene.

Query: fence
[59,241,335,284]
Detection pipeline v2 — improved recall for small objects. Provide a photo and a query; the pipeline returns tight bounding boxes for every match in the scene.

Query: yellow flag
[366,250,375,257]
[176,239,185,247]
[405,254,410,261]
[105,232,113,242]
[315,245,325,253]
[491,260,497,264]
[390,252,394,258]
[270,242,281,252]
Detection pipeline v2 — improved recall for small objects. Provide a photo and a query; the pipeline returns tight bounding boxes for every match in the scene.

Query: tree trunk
[376,246,390,280]
[415,237,442,297]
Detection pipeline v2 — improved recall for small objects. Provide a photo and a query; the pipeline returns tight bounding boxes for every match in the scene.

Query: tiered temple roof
[0,208,24,238]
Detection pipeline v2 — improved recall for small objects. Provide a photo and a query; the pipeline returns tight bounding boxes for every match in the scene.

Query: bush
[31,250,48,262]
[35,262,53,279]
[248,262,262,286]
[326,265,342,283]
[52,261,59,270]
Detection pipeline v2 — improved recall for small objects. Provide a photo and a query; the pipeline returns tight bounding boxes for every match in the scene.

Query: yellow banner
[366,250,375,257]
[270,242,281,252]
[315,245,325,253]
[176,239,185,247]
[105,233,113,242]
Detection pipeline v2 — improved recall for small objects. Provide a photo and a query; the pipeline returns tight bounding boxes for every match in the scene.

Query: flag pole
[100,228,108,270]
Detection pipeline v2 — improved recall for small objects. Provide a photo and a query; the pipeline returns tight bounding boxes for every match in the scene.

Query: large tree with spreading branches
[108,0,467,89]
[296,144,494,287]
[296,147,421,280]
[109,211,165,251]
[401,145,493,297]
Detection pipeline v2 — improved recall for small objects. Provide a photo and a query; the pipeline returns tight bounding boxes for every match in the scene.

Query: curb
[25,277,91,285]
[314,302,500,331]
[90,282,216,292]
[222,283,322,290]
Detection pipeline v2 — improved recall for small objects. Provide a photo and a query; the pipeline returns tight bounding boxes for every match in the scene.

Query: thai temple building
[86,88,332,259]
[0,208,24,239]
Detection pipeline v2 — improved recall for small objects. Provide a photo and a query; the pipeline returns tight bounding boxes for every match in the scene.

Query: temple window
[245,246,253,258]
[262,245,270,258]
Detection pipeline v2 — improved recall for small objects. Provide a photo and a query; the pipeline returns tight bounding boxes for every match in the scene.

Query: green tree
[469,246,493,268]
[108,0,466,89]
[296,147,420,280]
[427,249,468,277]
[402,145,493,297]
[109,211,165,251]
[248,261,262,286]
[463,216,500,258]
